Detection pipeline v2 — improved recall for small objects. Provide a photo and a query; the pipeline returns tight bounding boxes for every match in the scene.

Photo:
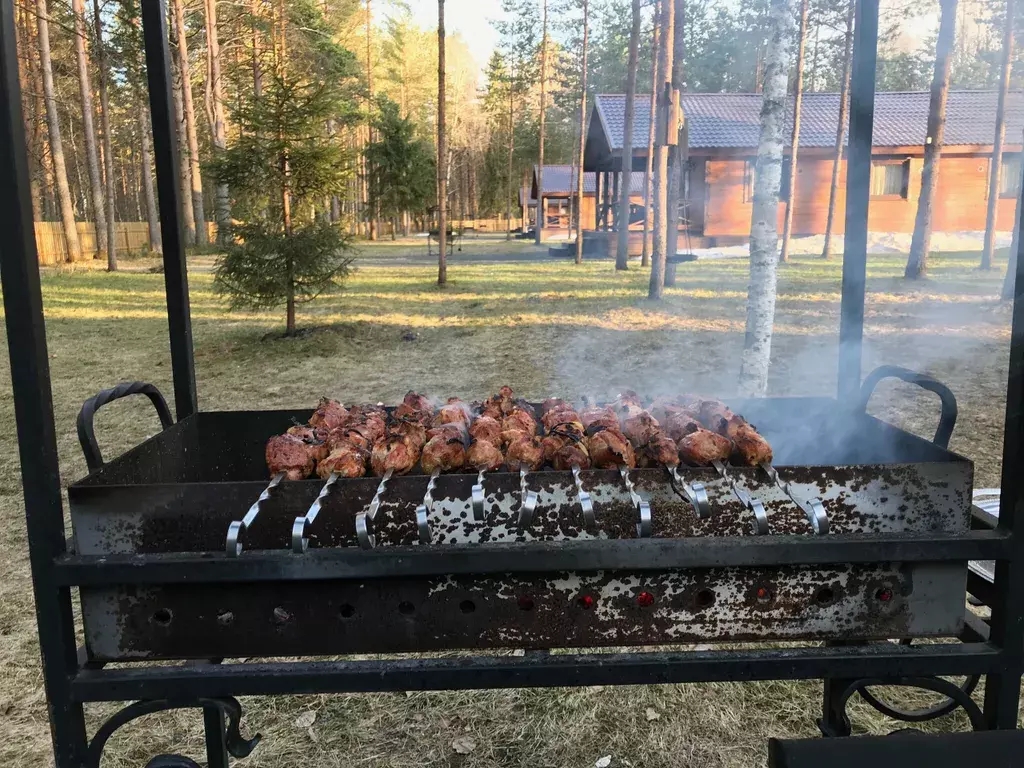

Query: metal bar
[983,127,1024,729]
[203,706,229,768]
[141,0,197,420]
[70,643,1001,702]
[54,530,1007,587]
[0,3,88,763]
[837,0,879,401]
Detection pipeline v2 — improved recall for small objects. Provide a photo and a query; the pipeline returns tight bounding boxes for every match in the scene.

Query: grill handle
[857,365,957,449]
[77,381,174,471]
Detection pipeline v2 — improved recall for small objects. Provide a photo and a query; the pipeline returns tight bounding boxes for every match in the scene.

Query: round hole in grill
[460,600,476,614]
[815,587,835,606]
[577,595,595,610]
[875,587,894,603]
[755,586,772,604]
[636,591,655,607]
[695,588,715,609]
[518,596,535,611]
[339,604,356,619]
[151,608,173,627]
[398,601,415,616]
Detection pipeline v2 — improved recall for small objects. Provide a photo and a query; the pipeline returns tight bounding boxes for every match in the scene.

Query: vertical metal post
[983,181,1024,730]
[0,2,88,765]
[837,0,878,402]
[203,706,230,768]
[141,0,198,420]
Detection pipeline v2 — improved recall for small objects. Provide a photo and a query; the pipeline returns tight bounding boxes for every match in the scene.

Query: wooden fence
[35,222,157,265]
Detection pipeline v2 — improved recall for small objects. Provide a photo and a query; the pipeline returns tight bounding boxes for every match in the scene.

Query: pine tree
[71,0,107,258]
[821,0,854,260]
[366,96,436,234]
[982,0,1015,271]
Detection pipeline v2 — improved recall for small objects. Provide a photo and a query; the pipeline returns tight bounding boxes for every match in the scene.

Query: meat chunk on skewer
[664,411,703,442]
[478,386,516,419]
[649,394,701,424]
[427,421,469,443]
[286,425,330,462]
[677,428,733,466]
[266,434,316,480]
[730,423,773,465]
[541,406,581,431]
[402,391,432,412]
[309,397,348,432]
[502,404,538,436]
[505,435,545,471]
[390,419,428,452]
[434,398,473,427]
[621,410,661,447]
[541,422,591,470]
[370,434,420,476]
[467,438,505,471]
[587,427,636,469]
[468,415,502,445]
[580,405,619,433]
[421,435,467,474]
[637,432,680,468]
[317,443,368,478]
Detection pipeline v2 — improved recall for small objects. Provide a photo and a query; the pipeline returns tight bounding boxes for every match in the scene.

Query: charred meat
[467,438,504,471]
[421,435,467,474]
[468,415,502,445]
[580,405,620,433]
[505,434,545,471]
[434,398,473,427]
[308,397,348,432]
[730,423,773,465]
[266,434,316,480]
[317,443,368,479]
[587,427,636,469]
[370,433,420,476]
[677,428,733,466]
[637,432,680,468]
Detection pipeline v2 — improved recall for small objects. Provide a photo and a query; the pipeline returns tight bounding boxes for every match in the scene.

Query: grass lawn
[0,243,1017,767]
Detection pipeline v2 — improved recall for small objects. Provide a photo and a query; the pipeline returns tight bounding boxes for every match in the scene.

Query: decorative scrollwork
[85,697,260,768]
[819,676,986,737]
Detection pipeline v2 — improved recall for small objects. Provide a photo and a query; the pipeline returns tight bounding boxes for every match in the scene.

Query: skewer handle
[619,466,652,538]
[356,468,394,550]
[572,464,596,529]
[415,468,441,545]
[517,465,538,528]
[471,469,486,522]
[669,467,711,519]
[226,472,285,557]
[291,472,339,554]
[759,462,828,535]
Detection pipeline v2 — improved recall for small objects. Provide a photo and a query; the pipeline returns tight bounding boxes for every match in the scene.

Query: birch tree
[71,0,107,258]
[665,0,685,268]
[779,0,809,264]
[615,0,642,270]
[206,0,231,245]
[574,0,590,265]
[982,0,1015,271]
[171,0,208,246]
[642,1,660,268]
[93,0,117,270]
[36,0,83,262]
[904,0,957,280]
[648,0,674,297]
[438,0,448,285]
[821,0,854,260]
[737,0,799,396]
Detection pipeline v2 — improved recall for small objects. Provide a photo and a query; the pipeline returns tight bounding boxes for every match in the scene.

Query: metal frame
[2,0,1023,764]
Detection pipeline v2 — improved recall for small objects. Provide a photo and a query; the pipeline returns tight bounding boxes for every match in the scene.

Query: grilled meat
[286,425,330,462]
[393,402,433,425]
[266,434,315,480]
[580,405,619,432]
[421,435,467,474]
[615,390,643,408]
[467,439,505,471]
[621,410,661,446]
[637,432,680,468]
[505,434,545,471]
[479,386,516,419]
[309,397,348,431]
[697,399,737,434]
[541,397,571,413]
[664,411,703,442]
[427,421,468,443]
[317,443,368,478]
[649,394,701,423]
[370,433,420,475]
[541,406,581,431]
[502,406,538,437]
[402,391,432,411]
[390,419,428,451]
[468,415,502,445]
[587,427,636,469]
[677,428,733,466]
[730,423,773,465]
[434,398,472,427]
[541,422,589,468]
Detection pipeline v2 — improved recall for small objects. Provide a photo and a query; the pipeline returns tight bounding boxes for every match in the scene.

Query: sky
[410,0,503,72]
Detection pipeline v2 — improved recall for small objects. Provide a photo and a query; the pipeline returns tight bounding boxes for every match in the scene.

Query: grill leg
[819,677,854,737]
[204,706,230,768]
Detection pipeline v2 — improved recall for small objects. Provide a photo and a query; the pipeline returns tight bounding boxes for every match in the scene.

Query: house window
[871,160,908,199]
[1000,155,1022,198]
[743,158,790,203]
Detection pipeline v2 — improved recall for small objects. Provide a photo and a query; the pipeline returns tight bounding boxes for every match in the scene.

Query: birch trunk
[172,0,208,246]
[821,0,854,259]
[982,0,1014,271]
[206,0,231,245]
[779,0,809,264]
[666,0,685,266]
[905,0,957,280]
[574,0,589,264]
[737,0,799,396]
[169,15,196,245]
[536,0,548,244]
[437,0,448,285]
[93,0,117,270]
[648,0,674,297]
[36,0,83,262]
[642,1,660,268]
[71,0,107,257]
[616,0,642,270]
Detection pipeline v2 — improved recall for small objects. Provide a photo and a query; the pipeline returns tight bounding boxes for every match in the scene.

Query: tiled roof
[533,164,647,197]
[593,91,1024,151]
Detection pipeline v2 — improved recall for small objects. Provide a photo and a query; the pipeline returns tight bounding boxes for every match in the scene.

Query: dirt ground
[0,241,1017,767]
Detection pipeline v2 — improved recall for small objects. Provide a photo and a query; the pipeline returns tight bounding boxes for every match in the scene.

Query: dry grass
[0,243,1017,767]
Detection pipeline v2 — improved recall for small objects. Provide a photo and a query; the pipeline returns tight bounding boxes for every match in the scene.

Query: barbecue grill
[3,0,1024,766]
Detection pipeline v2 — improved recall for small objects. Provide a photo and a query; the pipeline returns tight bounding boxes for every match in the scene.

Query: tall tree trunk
[642,1,660,268]
[169,14,196,245]
[36,0,83,261]
[366,0,377,240]
[648,0,674,297]
[1001,131,1024,299]
[507,82,515,241]
[822,0,854,259]
[574,0,590,264]
[172,0,208,247]
[18,4,45,219]
[139,101,162,253]
[666,0,686,268]
[71,0,107,258]
[206,0,231,245]
[779,0,809,264]
[536,0,548,244]
[737,0,799,396]
[616,0,642,270]
[251,0,263,99]
[905,0,957,280]
[93,0,117,270]
[983,0,1015,271]
[437,0,448,285]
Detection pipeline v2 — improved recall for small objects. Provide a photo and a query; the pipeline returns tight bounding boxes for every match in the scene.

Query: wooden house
[586,91,1024,246]
[528,165,646,242]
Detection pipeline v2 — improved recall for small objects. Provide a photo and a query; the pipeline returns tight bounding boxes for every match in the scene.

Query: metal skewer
[668,465,711,519]
[619,466,652,538]
[572,464,596,528]
[415,468,441,544]
[356,468,394,549]
[713,460,769,536]
[517,465,539,528]
[759,462,829,535]
[291,472,340,553]
[226,472,285,557]
[471,469,486,521]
